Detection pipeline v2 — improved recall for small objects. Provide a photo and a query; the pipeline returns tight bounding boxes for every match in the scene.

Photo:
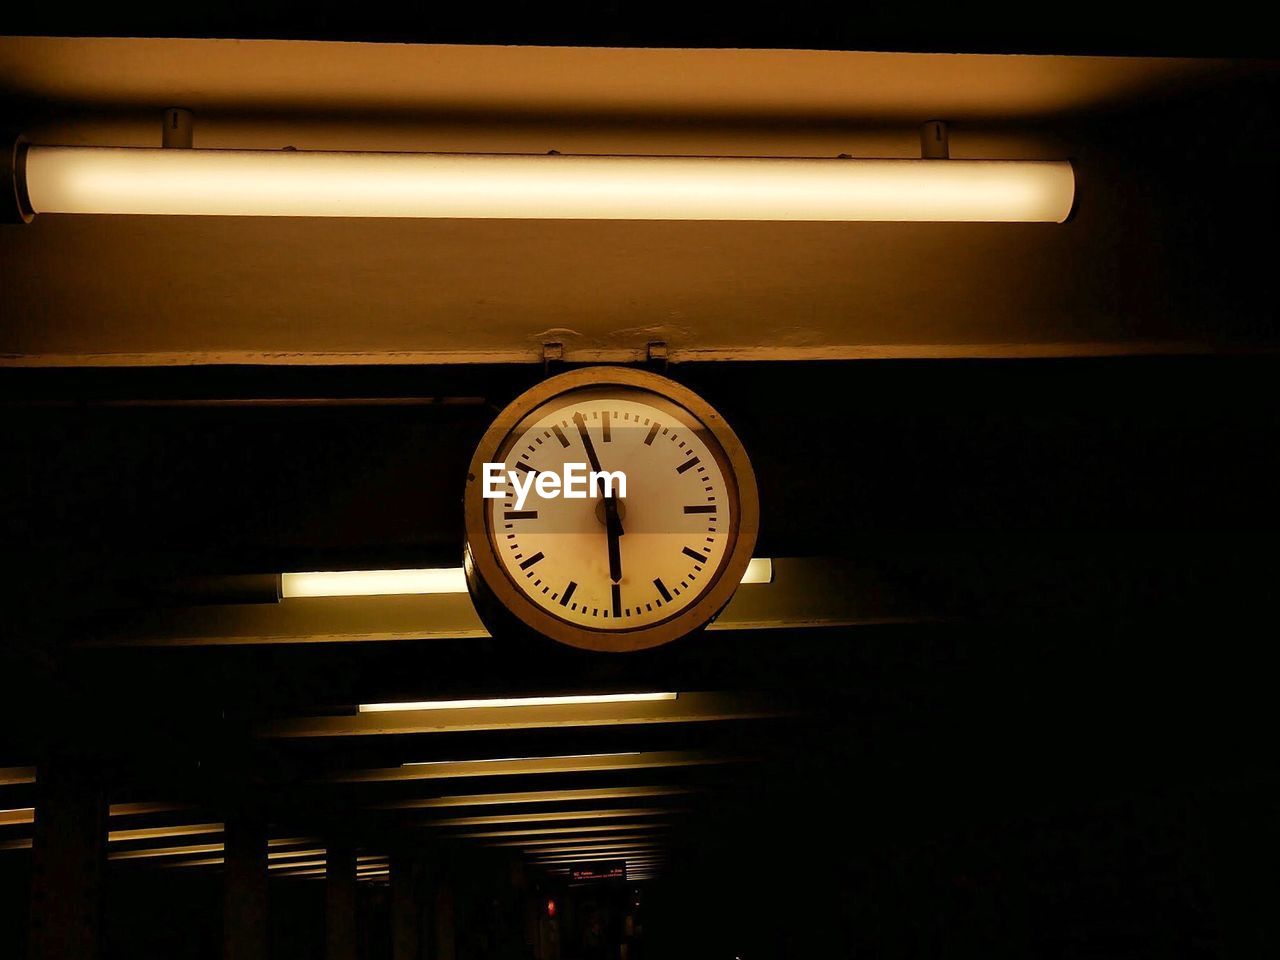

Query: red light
[546,898,557,918]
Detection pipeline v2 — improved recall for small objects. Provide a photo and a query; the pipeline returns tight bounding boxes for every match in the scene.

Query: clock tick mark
[551,425,570,448]
[654,578,673,603]
[681,546,704,562]
[560,581,577,606]
[684,504,716,514]
[518,552,545,570]
[676,457,700,474]
[644,422,660,445]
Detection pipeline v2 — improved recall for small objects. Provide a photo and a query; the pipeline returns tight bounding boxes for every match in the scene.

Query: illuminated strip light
[492,836,656,848]
[402,752,642,768]
[109,823,223,842]
[383,785,689,809]
[457,823,665,839]
[283,567,466,598]
[533,849,666,859]
[332,751,721,783]
[0,802,193,827]
[283,560,772,599]
[16,146,1075,223]
[433,808,675,827]
[111,844,324,862]
[361,693,675,713]
[536,859,669,866]
[167,854,389,871]
[535,860,670,870]
[527,845,663,856]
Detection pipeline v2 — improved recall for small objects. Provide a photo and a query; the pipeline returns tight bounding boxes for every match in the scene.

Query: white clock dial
[486,391,731,630]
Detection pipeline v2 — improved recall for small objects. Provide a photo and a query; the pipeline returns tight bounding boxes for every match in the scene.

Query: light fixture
[382,785,689,809]
[740,557,773,585]
[361,692,675,713]
[7,143,1074,223]
[110,843,322,862]
[531,846,665,856]
[332,750,719,783]
[401,752,643,766]
[0,801,193,826]
[491,835,656,848]
[458,823,665,839]
[430,808,674,827]
[282,562,773,599]
[108,823,223,842]
[536,856,667,865]
[281,567,466,598]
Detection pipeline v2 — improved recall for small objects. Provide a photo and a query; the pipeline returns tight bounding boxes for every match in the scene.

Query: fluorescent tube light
[361,693,675,713]
[282,562,773,598]
[431,808,674,827]
[740,557,773,584]
[282,567,466,598]
[386,785,687,808]
[18,146,1075,222]
[332,750,718,783]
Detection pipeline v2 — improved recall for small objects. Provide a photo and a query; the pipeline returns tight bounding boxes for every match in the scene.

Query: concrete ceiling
[1,37,1276,367]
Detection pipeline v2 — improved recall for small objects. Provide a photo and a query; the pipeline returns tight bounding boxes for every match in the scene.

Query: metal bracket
[163,108,194,149]
[646,341,669,373]
[2,132,33,224]
[921,120,949,160]
[542,342,565,378]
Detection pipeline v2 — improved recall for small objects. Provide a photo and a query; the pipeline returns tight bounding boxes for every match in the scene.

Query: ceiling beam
[376,785,691,808]
[329,751,729,783]
[84,558,924,646]
[260,692,774,738]
[424,808,676,827]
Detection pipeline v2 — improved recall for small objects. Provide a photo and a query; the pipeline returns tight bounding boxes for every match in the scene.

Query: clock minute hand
[572,412,604,476]
[573,413,625,583]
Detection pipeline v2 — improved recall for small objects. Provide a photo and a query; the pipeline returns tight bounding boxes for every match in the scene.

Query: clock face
[465,368,758,652]
[489,392,729,628]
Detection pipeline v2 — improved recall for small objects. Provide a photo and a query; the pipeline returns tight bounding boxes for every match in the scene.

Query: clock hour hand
[605,502,623,583]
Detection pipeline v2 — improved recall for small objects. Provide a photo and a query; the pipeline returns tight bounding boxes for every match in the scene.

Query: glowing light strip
[384,785,688,808]
[283,561,773,599]
[21,147,1075,223]
[458,823,665,839]
[282,567,466,598]
[401,752,642,768]
[491,835,655,848]
[429,808,674,827]
[361,693,675,713]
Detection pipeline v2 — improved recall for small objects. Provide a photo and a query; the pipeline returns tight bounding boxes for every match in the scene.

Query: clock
[463,367,759,652]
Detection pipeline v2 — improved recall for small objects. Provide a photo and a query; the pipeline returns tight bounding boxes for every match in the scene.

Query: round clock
[463,367,759,652]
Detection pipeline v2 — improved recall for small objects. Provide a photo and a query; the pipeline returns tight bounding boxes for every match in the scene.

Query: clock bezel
[463,366,759,652]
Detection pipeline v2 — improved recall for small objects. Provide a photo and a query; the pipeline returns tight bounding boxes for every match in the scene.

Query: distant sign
[570,860,627,883]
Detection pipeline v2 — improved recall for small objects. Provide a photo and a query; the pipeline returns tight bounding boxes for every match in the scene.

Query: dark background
[2,7,1279,957]
[3,356,1279,956]
[0,2,1276,57]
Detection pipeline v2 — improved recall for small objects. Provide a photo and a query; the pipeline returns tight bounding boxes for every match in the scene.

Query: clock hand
[606,507,623,584]
[572,412,604,475]
[574,413,625,583]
